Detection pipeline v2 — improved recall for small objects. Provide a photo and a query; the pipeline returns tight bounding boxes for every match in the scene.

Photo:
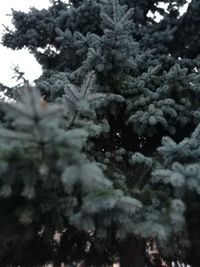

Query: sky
[0,0,51,87]
[0,0,191,88]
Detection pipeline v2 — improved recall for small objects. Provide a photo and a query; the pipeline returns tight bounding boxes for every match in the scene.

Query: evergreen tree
[2,0,200,266]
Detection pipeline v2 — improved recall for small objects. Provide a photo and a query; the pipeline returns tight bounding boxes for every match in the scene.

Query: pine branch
[81,70,96,98]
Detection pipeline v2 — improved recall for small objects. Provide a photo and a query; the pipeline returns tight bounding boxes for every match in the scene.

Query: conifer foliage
[2,0,200,266]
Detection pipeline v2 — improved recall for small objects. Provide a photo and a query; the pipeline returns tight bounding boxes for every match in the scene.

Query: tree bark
[120,235,146,267]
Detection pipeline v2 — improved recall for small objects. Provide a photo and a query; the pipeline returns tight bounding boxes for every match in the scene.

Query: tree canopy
[1,0,200,266]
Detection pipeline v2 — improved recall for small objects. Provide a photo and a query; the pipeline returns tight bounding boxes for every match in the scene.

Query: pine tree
[2,0,200,266]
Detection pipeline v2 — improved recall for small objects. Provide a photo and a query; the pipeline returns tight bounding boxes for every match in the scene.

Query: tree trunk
[120,235,146,267]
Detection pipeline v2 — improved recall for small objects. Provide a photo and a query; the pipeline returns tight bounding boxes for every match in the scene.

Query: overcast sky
[0,1,51,87]
[0,1,190,88]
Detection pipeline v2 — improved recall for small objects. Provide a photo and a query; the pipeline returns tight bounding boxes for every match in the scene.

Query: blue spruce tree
[2,0,200,266]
